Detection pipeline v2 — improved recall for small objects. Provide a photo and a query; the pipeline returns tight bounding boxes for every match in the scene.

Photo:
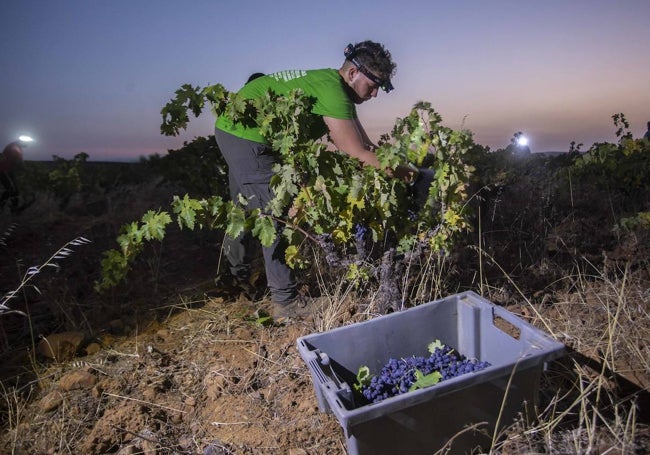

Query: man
[214,40,412,320]
[0,141,24,214]
[644,121,650,140]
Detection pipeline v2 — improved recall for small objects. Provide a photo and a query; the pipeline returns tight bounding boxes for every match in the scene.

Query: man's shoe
[271,296,312,323]
[215,271,264,301]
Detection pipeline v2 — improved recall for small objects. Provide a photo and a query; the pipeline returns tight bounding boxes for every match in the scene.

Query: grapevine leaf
[252,215,276,247]
[226,204,246,239]
[284,244,308,269]
[225,204,246,239]
[172,194,203,230]
[354,365,373,391]
[236,193,249,206]
[141,210,172,241]
[272,134,296,156]
[428,339,444,353]
[331,228,348,244]
[346,192,365,210]
[408,369,442,392]
[255,315,274,326]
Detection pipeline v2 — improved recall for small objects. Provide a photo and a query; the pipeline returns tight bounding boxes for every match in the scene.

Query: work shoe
[271,295,312,324]
[214,271,265,301]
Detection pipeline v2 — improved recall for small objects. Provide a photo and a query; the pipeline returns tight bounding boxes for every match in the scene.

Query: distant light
[18,135,34,143]
[516,136,529,147]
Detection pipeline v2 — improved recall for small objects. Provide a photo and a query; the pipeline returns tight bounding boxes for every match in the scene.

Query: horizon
[17,142,601,164]
[2,0,649,162]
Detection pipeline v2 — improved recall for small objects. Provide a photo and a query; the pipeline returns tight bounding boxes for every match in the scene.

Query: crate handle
[492,305,560,350]
[316,351,354,406]
[492,313,521,340]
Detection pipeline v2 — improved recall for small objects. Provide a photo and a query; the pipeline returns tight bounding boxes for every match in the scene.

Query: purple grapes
[361,345,491,404]
[354,223,368,242]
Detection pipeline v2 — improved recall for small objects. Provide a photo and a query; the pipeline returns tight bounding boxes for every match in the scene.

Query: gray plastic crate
[297,291,565,455]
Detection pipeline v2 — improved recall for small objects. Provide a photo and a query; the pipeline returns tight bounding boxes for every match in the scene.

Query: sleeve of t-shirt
[313,95,356,119]
[310,76,356,120]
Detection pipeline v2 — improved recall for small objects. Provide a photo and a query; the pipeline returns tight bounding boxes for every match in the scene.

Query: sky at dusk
[2,0,649,162]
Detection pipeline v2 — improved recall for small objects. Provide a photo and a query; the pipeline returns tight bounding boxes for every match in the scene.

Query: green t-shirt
[215,68,356,144]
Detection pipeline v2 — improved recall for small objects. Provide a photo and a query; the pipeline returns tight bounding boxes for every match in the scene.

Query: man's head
[339,41,396,104]
[246,72,265,84]
[2,142,24,167]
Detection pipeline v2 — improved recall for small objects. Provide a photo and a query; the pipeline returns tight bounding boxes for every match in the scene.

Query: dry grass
[478,260,650,455]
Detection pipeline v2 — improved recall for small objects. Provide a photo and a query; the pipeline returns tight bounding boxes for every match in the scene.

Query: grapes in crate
[357,342,491,404]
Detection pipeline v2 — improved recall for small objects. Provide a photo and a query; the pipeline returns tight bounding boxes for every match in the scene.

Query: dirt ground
[1,171,648,454]
[0,181,354,454]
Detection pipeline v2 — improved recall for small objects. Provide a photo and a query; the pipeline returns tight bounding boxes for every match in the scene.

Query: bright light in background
[18,135,34,143]
[516,135,529,147]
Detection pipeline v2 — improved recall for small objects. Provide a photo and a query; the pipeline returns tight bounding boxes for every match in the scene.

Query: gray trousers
[214,128,296,303]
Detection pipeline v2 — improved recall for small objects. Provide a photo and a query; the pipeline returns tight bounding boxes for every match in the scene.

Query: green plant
[616,211,650,231]
[96,211,171,291]
[571,113,650,210]
[45,152,93,210]
[145,135,229,198]
[97,84,476,307]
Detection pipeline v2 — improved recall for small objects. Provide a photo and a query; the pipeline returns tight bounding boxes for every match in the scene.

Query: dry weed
[482,260,650,454]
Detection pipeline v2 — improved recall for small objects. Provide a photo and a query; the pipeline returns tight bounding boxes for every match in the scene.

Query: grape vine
[571,113,650,207]
[97,83,477,305]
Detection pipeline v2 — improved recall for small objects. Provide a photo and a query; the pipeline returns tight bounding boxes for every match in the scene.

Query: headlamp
[344,43,394,93]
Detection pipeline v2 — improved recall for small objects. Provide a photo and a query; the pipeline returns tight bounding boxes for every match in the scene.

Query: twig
[0,236,92,316]
[211,421,250,426]
[433,421,488,455]
[102,392,186,414]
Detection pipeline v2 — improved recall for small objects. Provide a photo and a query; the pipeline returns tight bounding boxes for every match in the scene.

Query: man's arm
[354,118,376,149]
[323,116,381,168]
[323,116,417,183]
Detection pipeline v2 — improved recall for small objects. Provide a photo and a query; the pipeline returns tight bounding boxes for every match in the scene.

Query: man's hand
[393,164,419,185]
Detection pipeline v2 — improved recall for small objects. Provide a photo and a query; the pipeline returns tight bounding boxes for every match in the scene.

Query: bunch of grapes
[361,345,491,404]
[354,223,368,242]
[407,209,418,222]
